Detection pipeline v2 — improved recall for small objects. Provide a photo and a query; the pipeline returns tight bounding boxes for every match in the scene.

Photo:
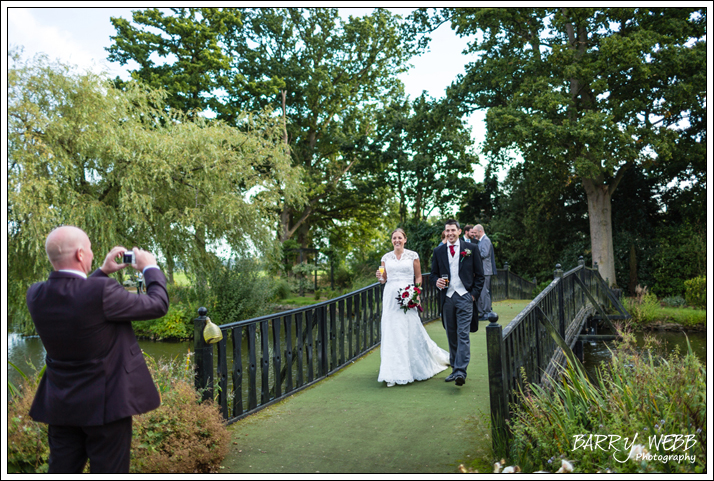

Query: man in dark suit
[431,220,485,386]
[26,226,169,473]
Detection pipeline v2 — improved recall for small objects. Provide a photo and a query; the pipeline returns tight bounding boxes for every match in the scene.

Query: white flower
[501,465,521,473]
[555,459,573,473]
[627,444,648,461]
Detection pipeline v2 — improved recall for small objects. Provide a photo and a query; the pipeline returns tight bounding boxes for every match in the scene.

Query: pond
[7,327,707,394]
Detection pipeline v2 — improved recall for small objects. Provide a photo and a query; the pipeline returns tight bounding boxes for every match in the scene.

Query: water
[582,329,707,379]
[8,328,707,394]
[7,333,191,390]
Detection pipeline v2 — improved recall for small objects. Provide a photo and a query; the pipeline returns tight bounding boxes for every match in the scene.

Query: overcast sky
[5,6,494,181]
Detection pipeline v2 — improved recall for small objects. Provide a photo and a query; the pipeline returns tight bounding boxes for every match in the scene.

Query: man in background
[27,226,169,473]
[473,224,497,319]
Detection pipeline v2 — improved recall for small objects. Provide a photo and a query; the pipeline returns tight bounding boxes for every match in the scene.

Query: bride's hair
[391,228,407,241]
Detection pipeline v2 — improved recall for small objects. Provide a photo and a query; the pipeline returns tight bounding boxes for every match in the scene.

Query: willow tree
[411,8,706,286]
[8,53,302,329]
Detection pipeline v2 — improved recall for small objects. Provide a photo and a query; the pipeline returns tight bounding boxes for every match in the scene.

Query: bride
[376,228,450,387]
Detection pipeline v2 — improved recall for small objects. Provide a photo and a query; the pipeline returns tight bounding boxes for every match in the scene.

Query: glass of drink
[441,274,449,288]
[378,266,385,281]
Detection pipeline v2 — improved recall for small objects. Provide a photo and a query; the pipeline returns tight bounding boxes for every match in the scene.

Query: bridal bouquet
[395,283,423,314]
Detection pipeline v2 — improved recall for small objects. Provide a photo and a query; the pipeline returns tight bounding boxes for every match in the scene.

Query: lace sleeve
[405,250,419,261]
[381,252,391,264]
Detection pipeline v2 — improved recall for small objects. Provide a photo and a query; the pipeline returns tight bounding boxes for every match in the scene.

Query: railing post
[554,264,565,339]
[193,306,213,402]
[578,256,585,307]
[487,318,508,451]
[504,262,510,299]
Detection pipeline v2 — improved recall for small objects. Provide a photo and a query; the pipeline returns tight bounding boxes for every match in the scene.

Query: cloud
[7,8,122,78]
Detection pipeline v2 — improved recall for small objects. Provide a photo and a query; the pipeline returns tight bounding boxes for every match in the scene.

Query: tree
[8,52,302,331]
[411,8,706,286]
[107,8,418,249]
[370,93,478,224]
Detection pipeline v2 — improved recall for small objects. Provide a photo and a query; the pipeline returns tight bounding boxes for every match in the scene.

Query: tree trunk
[582,178,617,287]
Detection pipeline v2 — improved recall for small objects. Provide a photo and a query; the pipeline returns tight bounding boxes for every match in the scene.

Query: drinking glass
[378,266,385,281]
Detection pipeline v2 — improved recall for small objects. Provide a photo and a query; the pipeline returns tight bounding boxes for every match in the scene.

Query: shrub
[7,353,230,474]
[506,330,706,473]
[661,296,686,308]
[624,285,660,324]
[209,257,275,324]
[7,376,50,473]
[684,276,706,308]
[272,279,291,300]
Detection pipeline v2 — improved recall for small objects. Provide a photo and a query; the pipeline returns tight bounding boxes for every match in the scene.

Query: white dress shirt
[446,241,468,298]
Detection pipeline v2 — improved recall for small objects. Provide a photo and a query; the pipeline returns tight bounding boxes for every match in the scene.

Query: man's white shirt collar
[57,269,87,279]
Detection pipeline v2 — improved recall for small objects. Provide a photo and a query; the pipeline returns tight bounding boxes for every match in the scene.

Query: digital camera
[123,251,135,264]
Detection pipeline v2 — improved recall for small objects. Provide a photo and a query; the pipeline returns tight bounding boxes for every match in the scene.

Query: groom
[431,220,484,386]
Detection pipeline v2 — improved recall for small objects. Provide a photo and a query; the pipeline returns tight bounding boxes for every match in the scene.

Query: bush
[7,353,230,474]
[505,330,706,473]
[624,285,660,324]
[209,257,275,324]
[661,296,686,308]
[684,276,706,308]
[131,354,230,473]
[272,279,291,300]
[7,376,49,473]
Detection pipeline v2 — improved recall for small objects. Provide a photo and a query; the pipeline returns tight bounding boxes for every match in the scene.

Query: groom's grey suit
[431,240,485,380]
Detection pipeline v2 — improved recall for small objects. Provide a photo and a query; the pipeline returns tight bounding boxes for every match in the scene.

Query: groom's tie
[449,244,455,257]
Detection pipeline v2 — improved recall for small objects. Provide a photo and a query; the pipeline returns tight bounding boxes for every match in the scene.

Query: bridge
[192,260,627,472]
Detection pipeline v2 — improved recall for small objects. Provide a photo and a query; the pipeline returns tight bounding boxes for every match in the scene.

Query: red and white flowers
[395,283,423,314]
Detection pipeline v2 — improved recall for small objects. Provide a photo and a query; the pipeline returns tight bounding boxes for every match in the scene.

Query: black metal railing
[486,258,628,446]
[194,268,536,425]
[193,272,441,424]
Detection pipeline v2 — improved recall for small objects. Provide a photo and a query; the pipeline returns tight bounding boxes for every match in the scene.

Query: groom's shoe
[445,372,457,382]
[455,375,466,386]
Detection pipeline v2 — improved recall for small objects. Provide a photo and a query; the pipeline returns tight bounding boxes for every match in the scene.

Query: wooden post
[193,307,213,402]
[554,264,565,339]
[487,319,508,451]
[578,256,586,306]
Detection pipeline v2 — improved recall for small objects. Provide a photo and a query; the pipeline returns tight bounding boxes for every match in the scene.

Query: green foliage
[272,279,292,300]
[8,52,302,334]
[684,276,706,308]
[108,7,416,248]
[7,354,229,474]
[651,223,706,298]
[208,257,276,325]
[369,93,478,223]
[506,331,706,473]
[131,354,230,473]
[411,7,706,287]
[624,286,662,325]
[661,296,686,308]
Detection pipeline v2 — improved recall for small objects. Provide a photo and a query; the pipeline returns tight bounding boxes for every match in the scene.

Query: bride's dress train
[377,250,450,385]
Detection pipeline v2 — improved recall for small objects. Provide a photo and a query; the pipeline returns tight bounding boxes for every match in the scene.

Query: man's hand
[100,246,129,275]
[131,247,157,272]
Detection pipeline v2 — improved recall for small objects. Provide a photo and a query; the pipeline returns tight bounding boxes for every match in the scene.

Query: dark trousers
[48,416,132,473]
[443,292,473,378]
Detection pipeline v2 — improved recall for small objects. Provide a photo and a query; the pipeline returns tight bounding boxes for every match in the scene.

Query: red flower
[402,292,410,298]
[460,251,467,257]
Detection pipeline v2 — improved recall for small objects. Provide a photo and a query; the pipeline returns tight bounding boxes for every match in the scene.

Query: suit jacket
[27,268,169,426]
[478,234,497,276]
[431,241,485,331]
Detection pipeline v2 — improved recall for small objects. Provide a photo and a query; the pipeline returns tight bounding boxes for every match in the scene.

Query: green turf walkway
[219,299,531,474]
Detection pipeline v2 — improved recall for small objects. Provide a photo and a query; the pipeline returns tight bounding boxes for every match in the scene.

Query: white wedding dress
[377,249,450,385]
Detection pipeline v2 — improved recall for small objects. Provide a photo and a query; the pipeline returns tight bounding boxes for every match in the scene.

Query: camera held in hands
[122,251,135,264]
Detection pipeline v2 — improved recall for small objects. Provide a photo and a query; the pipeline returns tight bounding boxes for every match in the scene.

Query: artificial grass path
[219,299,531,474]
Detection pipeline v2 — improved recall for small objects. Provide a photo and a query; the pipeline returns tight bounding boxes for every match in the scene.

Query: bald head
[45,226,93,272]
[474,224,485,240]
